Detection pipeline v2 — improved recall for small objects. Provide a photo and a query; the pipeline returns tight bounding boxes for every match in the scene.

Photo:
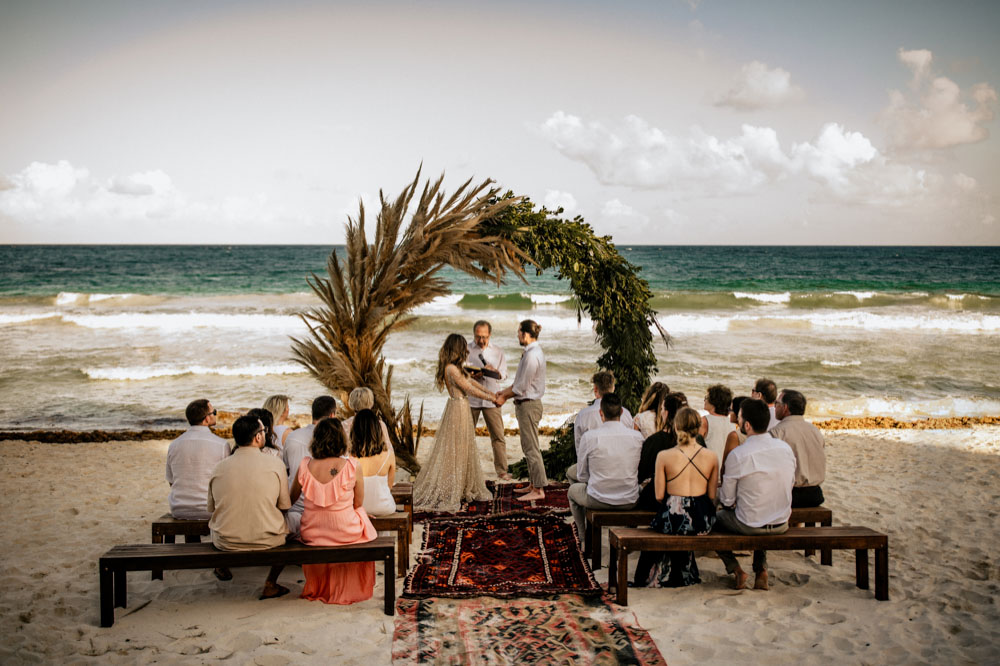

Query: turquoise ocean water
[1,245,998,430]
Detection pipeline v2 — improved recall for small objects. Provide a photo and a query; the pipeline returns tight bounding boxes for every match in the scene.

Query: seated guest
[166,399,227,520]
[646,406,718,587]
[341,387,392,451]
[721,395,749,478]
[769,389,826,507]
[636,393,688,511]
[700,384,735,463]
[290,418,377,605]
[715,398,796,591]
[351,409,397,518]
[247,407,282,459]
[567,393,643,541]
[263,394,292,449]
[283,395,338,538]
[752,377,781,431]
[568,371,634,482]
[633,382,669,439]
[207,415,291,599]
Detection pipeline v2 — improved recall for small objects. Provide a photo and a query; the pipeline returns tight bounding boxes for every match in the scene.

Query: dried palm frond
[291,168,528,473]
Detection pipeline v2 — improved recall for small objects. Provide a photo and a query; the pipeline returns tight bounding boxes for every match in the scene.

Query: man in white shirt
[282,394,337,538]
[752,377,781,431]
[716,398,796,591]
[498,319,548,501]
[166,398,228,521]
[568,370,634,482]
[467,320,510,479]
[567,393,643,540]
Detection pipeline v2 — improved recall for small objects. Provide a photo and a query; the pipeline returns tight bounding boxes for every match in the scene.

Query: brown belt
[513,398,537,405]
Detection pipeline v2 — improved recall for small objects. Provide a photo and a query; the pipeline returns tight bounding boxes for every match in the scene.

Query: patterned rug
[403,512,601,599]
[392,595,667,664]
[413,481,570,522]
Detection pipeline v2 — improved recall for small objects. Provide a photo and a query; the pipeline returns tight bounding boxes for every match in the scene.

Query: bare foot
[516,490,545,501]
[732,567,749,590]
[259,582,290,600]
[513,485,533,494]
[497,473,512,482]
[754,570,769,590]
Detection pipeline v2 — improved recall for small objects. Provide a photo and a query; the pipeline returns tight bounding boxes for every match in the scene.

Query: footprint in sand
[816,611,847,624]
[774,572,810,587]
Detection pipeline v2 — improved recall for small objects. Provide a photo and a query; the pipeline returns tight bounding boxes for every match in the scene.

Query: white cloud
[681,0,703,10]
[540,112,929,206]
[881,48,997,149]
[715,60,805,110]
[601,198,638,217]
[543,189,577,214]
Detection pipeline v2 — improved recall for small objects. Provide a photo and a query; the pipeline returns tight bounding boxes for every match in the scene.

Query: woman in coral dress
[289,417,377,604]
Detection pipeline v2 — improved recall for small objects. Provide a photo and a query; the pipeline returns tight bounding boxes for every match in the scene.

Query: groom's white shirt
[511,341,545,400]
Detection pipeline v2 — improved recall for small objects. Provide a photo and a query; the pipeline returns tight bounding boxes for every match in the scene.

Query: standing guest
[466,320,511,480]
[290,418,377,605]
[341,387,392,453]
[207,415,291,599]
[567,393,643,541]
[647,406,718,587]
[498,320,548,501]
[247,408,281,459]
[769,389,826,507]
[700,384,735,463]
[351,409,397,518]
[573,371,634,458]
[752,378,781,431]
[715,398,796,591]
[283,395,338,538]
[263,394,292,449]
[721,396,750,477]
[633,382,669,439]
[166,399,227,520]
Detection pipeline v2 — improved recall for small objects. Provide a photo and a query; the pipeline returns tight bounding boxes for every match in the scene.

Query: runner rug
[413,481,570,523]
[403,512,601,599]
[392,594,667,665]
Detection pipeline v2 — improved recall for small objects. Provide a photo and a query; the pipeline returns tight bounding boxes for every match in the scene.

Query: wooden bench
[391,482,413,538]
[151,511,412,578]
[585,506,833,570]
[606,526,888,605]
[99,537,395,627]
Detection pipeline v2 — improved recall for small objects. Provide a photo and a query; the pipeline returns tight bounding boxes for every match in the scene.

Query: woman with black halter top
[646,406,719,587]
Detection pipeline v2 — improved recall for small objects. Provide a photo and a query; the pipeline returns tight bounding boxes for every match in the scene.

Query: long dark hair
[435,333,469,391]
[350,409,384,458]
[311,417,348,459]
[246,408,279,451]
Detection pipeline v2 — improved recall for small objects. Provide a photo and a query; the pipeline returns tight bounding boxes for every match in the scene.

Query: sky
[1,0,998,245]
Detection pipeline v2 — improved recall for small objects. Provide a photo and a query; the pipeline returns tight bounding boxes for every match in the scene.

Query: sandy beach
[1,426,998,664]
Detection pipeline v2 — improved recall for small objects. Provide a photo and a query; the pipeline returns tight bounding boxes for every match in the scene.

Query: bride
[414,333,500,512]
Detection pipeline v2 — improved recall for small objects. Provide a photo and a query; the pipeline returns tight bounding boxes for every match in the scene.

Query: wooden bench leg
[803,522,815,558]
[114,569,127,608]
[855,549,869,590]
[583,518,592,557]
[616,544,629,606]
[875,546,889,601]
[100,563,115,627]
[151,530,164,581]
[592,526,602,572]
[396,530,406,578]
[384,552,395,616]
[821,517,833,566]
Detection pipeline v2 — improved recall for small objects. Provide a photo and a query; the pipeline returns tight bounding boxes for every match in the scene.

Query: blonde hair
[638,382,669,430]
[348,387,375,412]
[262,394,289,425]
[435,333,469,391]
[673,406,702,447]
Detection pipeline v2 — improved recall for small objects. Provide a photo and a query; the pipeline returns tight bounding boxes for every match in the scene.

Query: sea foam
[733,291,791,304]
[84,363,306,380]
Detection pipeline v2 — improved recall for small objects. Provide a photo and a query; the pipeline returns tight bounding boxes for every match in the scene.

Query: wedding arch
[291,168,667,474]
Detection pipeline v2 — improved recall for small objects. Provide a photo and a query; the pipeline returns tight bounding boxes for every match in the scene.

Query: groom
[498,319,548,501]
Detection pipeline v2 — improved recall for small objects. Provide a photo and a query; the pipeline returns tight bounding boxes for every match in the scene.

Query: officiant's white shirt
[466,340,507,409]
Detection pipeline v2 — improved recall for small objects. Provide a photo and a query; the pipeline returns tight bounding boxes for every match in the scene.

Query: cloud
[680,0,703,10]
[881,48,997,149]
[953,173,978,193]
[543,189,577,214]
[601,198,638,217]
[540,112,929,206]
[715,61,805,110]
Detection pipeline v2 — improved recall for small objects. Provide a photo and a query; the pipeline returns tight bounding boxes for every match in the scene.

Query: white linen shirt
[511,341,545,400]
[282,424,314,515]
[466,340,507,409]
[718,432,795,527]
[165,425,229,519]
[577,420,643,505]
[574,398,634,452]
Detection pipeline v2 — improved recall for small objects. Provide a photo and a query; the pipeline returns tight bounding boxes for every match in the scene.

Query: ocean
[1,245,998,431]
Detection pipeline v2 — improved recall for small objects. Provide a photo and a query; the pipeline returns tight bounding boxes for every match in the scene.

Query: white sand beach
[1,427,998,664]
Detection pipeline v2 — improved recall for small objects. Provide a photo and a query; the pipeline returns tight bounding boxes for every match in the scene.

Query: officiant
[467,320,510,480]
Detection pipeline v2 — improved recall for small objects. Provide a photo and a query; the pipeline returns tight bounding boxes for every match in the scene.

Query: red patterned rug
[403,512,601,599]
[392,594,667,664]
[413,481,570,522]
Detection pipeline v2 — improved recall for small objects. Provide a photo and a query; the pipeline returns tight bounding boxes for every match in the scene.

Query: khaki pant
[567,483,636,543]
[471,406,508,476]
[715,508,788,573]
[514,399,548,488]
